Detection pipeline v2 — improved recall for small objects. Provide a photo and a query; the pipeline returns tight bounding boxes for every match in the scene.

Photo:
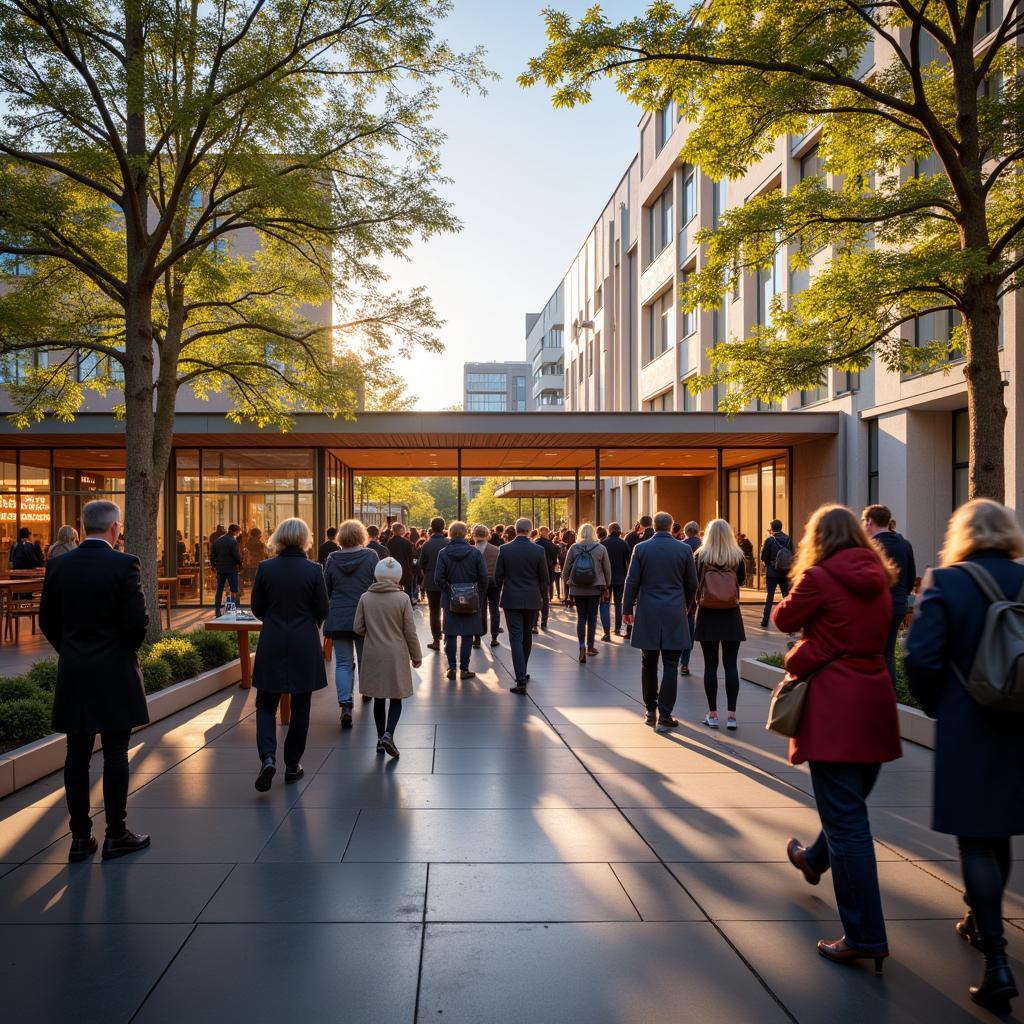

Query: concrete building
[525,286,565,410]
[462,361,535,414]
[535,30,1021,574]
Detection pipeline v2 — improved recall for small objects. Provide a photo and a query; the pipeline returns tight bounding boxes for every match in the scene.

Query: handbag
[765,652,843,737]
[449,582,480,615]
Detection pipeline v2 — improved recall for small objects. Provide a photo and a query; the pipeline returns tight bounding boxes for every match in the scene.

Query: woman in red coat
[774,504,901,972]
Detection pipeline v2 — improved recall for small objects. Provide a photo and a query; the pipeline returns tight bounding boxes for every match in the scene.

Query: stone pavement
[0,604,1020,1023]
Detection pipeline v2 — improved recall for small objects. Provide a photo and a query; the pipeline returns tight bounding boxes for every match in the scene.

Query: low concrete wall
[0,658,242,797]
[740,657,936,750]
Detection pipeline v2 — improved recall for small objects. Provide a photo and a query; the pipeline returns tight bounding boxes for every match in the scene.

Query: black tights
[958,835,1012,951]
[373,698,403,737]
[701,640,741,713]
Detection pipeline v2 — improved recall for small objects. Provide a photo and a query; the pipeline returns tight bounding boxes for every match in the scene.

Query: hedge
[0,626,239,749]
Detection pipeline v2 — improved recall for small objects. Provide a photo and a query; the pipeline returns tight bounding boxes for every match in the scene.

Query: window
[868,419,879,504]
[594,285,603,311]
[799,145,824,182]
[953,408,969,508]
[681,165,697,226]
[647,183,673,261]
[799,384,827,406]
[756,230,783,327]
[681,269,697,337]
[976,0,1003,41]
[646,289,674,362]
[539,391,563,406]
[465,392,507,412]
[0,350,48,384]
[681,380,696,411]
[586,342,593,378]
[514,376,526,411]
[835,369,860,394]
[645,390,672,412]
[465,372,507,390]
[713,267,729,344]
[854,37,875,79]
[577,355,583,383]
[712,178,728,230]
[656,99,674,151]
[914,309,961,360]
[915,149,944,178]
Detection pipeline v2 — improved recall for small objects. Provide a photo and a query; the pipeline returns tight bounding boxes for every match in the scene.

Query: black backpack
[770,536,793,574]
[570,545,597,587]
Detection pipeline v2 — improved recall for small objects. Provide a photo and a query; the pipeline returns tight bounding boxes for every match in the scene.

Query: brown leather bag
[697,563,740,610]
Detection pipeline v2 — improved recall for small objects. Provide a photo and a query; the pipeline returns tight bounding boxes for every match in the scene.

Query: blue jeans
[599,583,624,634]
[805,761,888,953]
[214,571,239,615]
[761,574,791,626]
[331,631,363,705]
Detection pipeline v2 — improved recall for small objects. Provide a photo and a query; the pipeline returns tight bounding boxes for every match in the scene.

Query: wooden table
[203,616,291,724]
[0,577,44,643]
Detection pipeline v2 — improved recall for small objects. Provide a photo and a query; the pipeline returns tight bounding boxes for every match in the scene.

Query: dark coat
[494,535,549,610]
[323,546,379,635]
[367,539,389,560]
[40,540,149,734]
[434,538,488,637]
[774,547,901,766]
[904,551,1024,836]
[535,535,559,572]
[873,530,917,615]
[682,536,701,557]
[693,556,746,643]
[210,532,243,573]
[418,533,449,593]
[250,547,329,694]
[10,539,43,570]
[386,535,416,587]
[601,534,630,585]
[760,531,792,582]
[623,531,699,651]
[317,539,340,565]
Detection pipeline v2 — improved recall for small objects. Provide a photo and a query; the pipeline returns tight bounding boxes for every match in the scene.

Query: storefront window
[727,454,788,590]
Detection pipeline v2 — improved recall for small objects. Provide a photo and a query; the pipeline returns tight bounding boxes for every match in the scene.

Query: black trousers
[504,608,537,682]
[426,589,443,642]
[641,649,681,718]
[884,609,903,688]
[476,585,500,640]
[701,639,741,713]
[540,587,550,628]
[256,690,312,767]
[958,835,1013,952]
[573,594,600,647]
[373,698,403,738]
[65,729,132,839]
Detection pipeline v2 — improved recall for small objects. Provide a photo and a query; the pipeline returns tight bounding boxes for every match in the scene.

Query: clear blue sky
[384,1,642,410]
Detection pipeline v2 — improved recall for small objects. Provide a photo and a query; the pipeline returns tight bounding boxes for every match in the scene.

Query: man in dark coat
[40,499,151,862]
[418,517,449,651]
[490,525,505,547]
[759,519,793,628]
[863,504,917,686]
[679,521,702,674]
[366,524,389,560]
[10,526,43,569]
[386,522,417,602]
[317,526,340,565]
[600,522,630,638]
[210,523,243,616]
[623,511,699,732]
[534,526,559,629]
[494,518,549,693]
[433,521,488,679]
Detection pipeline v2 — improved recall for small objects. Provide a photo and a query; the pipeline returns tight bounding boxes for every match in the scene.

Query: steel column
[456,448,462,521]
[574,469,581,529]
[594,447,602,525]
[716,447,725,518]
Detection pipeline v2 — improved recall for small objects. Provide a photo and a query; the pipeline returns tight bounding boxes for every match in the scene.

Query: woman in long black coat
[905,498,1024,1014]
[250,517,329,793]
[433,521,487,681]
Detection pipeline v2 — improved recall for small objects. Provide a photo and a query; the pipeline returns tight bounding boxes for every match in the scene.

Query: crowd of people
[35,495,1023,1013]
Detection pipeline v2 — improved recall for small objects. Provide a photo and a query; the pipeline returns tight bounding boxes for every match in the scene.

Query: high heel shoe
[816,939,888,974]
[971,952,1019,1012]
[956,911,984,952]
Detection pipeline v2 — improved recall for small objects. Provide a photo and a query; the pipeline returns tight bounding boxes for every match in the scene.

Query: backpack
[449,582,480,615]
[570,544,597,587]
[697,563,740,610]
[950,562,1024,711]
[770,536,794,574]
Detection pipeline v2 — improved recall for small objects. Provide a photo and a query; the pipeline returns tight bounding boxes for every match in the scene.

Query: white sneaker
[726,716,738,730]
[703,714,720,729]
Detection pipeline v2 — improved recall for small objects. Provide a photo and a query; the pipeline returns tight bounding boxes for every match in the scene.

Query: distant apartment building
[530,27,1021,570]
[525,285,565,410]
[462,362,534,414]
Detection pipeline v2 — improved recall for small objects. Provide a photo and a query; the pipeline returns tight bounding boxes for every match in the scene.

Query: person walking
[600,522,629,639]
[494,517,549,693]
[679,521,702,675]
[386,523,416,603]
[47,525,79,559]
[211,523,243,616]
[862,504,917,687]
[472,523,502,648]
[323,519,379,729]
[418,517,449,651]
[317,526,340,565]
[353,557,423,758]
[904,499,1024,1013]
[759,519,793,628]
[433,521,488,680]
[693,519,746,730]
[534,526,559,629]
[250,518,329,792]
[622,511,698,733]
[563,523,611,662]
[40,499,151,861]
[775,504,901,972]
[491,525,505,547]
[10,525,43,569]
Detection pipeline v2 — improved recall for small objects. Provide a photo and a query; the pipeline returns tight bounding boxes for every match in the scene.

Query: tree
[522,1,1024,500]
[0,0,486,636]
[465,477,567,529]
[423,475,459,521]
[355,476,435,526]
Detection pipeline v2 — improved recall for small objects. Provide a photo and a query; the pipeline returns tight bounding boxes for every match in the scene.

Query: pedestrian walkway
[0,604,1018,1023]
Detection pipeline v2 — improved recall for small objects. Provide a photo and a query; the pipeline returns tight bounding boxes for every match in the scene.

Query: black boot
[970,951,1018,1012]
[956,911,984,952]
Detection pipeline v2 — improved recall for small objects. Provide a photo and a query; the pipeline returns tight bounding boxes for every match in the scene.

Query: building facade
[525,286,565,410]
[462,361,535,414]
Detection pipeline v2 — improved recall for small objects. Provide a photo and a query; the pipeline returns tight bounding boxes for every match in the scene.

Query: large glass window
[465,372,507,390]
[681,165,697,226]
[712,178,727,230]
[756,229,783,326]
[914,308,961,362]
[727,454,788,589]
[656,99,674,151]
[647,183,673,261]
[645,289,674,362]
[515,376,527,411]
[466,392,507,412]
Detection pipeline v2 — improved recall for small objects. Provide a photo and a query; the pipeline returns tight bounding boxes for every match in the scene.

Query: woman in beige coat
[353,557,422,758]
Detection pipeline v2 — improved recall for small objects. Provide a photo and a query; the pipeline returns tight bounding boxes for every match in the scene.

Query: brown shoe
[786,837,821,886]
[817,939,888,974]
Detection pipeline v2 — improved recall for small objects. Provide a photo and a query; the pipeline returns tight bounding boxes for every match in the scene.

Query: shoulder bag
[766,652,843,737]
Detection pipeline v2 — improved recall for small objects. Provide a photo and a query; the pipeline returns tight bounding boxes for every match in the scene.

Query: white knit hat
[374,557,402,582]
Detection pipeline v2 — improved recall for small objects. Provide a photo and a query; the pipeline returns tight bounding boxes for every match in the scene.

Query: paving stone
[255,807,360,862]
[593,770,814,809]
[609,862,705,921]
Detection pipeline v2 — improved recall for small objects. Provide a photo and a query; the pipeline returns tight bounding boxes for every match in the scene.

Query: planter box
[739,657,935,751]
[2,658,242,795]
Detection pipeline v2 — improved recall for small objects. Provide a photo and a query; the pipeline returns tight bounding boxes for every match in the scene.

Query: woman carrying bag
[773,504,901,972]
[562,523,611,663]
[692,518,746,730]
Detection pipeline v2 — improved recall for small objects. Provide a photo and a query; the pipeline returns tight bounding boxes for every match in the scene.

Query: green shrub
[187,629,234,670]
[756,652,786,668]
[894,645,919,710]
[0,676,41,703]
[148,637,203,682]
[0,698,52,742]
[141,655,173,694]
[26,658,58,692]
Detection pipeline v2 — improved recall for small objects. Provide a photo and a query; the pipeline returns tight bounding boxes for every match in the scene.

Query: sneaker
[254,756,276,791]
[703,714,720,729]
[380,733,399,758]
[376,739,385,754]
[656,716,679,733]
[726,715,738,730]
[644,710,657,726]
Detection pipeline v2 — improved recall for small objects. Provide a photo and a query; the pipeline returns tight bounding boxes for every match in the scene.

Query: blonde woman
[905,500,1024,1013]
[47,525,79,559]
[562,522,612,662]
[693,518,746,729]
[250,518,329,792]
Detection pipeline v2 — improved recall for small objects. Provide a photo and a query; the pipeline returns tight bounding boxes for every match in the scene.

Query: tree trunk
[962,277,1006,501]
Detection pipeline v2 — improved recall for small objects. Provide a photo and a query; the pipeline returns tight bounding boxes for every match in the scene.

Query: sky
[384,1,642,411]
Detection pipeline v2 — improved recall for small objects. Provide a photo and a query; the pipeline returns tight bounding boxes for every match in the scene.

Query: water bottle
[224,594,235,620]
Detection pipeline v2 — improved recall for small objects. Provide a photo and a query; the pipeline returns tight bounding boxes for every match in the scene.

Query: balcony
[533,373,564,401]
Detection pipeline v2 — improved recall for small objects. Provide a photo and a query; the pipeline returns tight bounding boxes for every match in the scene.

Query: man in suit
[534,526,559,630]
[386,522,417,603]
[317,526,340,565]
[418,517,449,650]
[623,511,699,733]
[600,522,630,639]
[211,522,243,615]
[40,499,151,862]
[494,517,549,693]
